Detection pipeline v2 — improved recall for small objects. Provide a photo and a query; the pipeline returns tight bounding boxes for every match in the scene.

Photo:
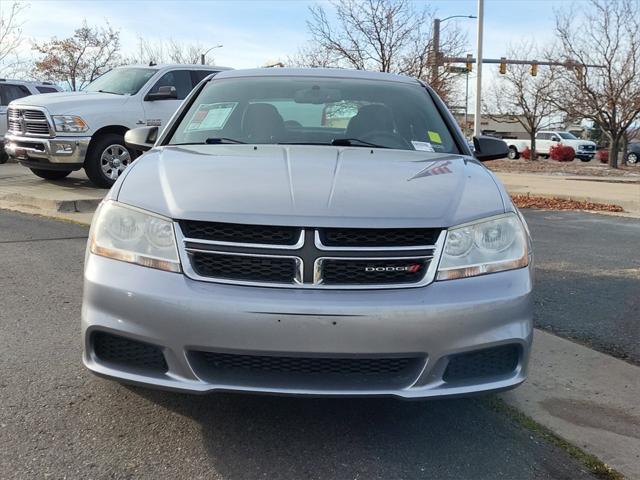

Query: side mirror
[551,136,560,142]
[473,136,509,161]
[145,85,177,101]
[124,126,159,152]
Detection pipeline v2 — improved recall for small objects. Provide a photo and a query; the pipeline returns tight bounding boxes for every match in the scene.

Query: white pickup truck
[507,131,597,162]
[1,79,62,164]
[4,64,230,187]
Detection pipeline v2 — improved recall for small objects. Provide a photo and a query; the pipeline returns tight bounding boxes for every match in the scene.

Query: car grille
[7,107,52,137]
[320,227,440,248]
[178,221,443,289]
[443,344,520,383]
[320,257,429,285]
[189,351,425,389]
[190,251,300,284]
[180,220,301,246]
[92,332,168,373]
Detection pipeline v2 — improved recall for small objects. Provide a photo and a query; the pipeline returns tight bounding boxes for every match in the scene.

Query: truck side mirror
[145,85,177,101]
[472,136,509,161]
[125,126,158,152]
[551,136,560,142]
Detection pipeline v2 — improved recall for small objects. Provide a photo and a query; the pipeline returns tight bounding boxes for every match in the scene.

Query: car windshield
[168,76,459,153]
[84,68,157,95]
[558,132,578,140]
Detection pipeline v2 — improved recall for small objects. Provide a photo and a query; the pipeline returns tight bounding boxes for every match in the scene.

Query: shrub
[521,146,531,160]
[596,149,609,164]
[549,144,576,162]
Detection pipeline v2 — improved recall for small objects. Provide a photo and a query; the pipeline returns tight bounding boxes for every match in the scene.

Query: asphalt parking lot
[1,208,637,479]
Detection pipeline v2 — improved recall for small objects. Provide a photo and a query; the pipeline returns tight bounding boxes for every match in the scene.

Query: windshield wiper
[205,137,246,144]
[331,138,388,148]
[96,89,123,95]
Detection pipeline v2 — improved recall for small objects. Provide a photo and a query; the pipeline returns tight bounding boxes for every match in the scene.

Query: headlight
[90,201,180,272]
[53,115,89,133]
[437,213,529,281]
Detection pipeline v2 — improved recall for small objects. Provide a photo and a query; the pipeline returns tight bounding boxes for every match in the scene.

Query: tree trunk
[530,132,537,161]
[609,135,621,169]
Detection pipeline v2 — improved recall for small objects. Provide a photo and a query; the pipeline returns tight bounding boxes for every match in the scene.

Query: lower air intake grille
[190,251,298,283]
[321,258,429,285]
[93,332,167,373]
[443,345,519,383]
[189,351,424,389]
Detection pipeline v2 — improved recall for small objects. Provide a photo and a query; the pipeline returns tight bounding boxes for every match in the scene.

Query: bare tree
[33,22,120,90]
[554,0,640,167]
[294,0,467,104]
[125,37,206,65]
[486,43,559,159]
[0,1,28,75]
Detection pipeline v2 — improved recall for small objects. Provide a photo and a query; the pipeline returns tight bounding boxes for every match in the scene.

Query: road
[2,208,636,479]
[526,210,640,364]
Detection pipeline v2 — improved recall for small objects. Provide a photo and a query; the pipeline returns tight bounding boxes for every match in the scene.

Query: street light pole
[473,0,484,137]
[200,44,223,65]
[431,15,477,96]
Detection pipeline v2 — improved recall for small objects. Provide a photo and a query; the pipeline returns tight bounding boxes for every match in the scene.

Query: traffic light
[466,53,473,72]
[531,62,538,76]
[499,57,507,75]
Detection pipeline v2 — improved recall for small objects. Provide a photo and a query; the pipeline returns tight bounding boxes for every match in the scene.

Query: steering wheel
[358,131,412,150]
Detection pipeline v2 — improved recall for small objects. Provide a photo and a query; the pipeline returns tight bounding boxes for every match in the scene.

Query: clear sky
[19,0,573,68]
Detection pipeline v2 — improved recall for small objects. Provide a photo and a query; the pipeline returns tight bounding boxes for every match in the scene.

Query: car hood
[10,91,130,114]
[116,145,507,228]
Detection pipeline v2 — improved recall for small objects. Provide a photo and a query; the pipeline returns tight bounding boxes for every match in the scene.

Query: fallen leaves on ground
[512,194,625,212]
[485,159,640,177]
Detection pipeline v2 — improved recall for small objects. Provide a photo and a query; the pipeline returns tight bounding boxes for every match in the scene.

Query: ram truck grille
[7,107,52,137]
[178,221,444,289]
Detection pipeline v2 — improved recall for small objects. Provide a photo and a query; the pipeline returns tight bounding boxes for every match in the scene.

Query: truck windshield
[558,132,578,140]
[169,76,459,153]
[85,68,157,95]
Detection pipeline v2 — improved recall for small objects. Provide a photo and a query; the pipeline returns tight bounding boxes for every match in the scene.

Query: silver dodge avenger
[82,68,533,398]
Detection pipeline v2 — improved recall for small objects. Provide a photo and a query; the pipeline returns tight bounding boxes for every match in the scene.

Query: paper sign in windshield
[186,102,237,131]
[412,141,435,152]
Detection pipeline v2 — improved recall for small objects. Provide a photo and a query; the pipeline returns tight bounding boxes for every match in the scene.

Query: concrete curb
[500,329,640,479]
[0,192,101,213]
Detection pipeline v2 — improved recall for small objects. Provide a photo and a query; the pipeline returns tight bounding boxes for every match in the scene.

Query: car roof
[120,64,233,71]
[213,67,421,84]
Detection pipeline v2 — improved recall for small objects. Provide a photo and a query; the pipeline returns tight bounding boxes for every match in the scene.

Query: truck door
[536,132,551,154]
[141,70,193,129]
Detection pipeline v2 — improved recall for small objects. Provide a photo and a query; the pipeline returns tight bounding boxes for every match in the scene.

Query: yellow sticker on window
[428,131,442,144]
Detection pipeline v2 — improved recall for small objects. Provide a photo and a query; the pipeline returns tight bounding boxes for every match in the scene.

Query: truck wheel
[507,147,520,160]
[30,168,72,180]
[0,151,8,164]
[627,152,638,164]
[85,133,133,188]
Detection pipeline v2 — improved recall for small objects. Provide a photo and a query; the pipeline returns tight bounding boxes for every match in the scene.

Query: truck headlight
[53,115,89,133]
[90,201,180,272]
[437,213,529,280]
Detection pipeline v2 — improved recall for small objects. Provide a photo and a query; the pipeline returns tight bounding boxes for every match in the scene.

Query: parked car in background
[0,79,62,164]
[507,131,597,161]
[3,64,231,187]
[626,142,640,164]
[82,68,533,399]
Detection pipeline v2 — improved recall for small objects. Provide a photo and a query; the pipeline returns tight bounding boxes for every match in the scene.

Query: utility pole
[474,0,484,137]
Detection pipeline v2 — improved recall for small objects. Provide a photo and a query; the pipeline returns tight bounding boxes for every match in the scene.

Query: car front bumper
[82,254,534,399]
[4,133,90,169]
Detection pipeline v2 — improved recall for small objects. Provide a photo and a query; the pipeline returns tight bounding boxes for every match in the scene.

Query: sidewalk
[501,330,640,479]
[497,172,640,216]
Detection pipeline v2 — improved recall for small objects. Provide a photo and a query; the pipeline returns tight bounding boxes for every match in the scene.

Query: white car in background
[507,130,597,162]
[0,79,62,164]
[4,64,231,187]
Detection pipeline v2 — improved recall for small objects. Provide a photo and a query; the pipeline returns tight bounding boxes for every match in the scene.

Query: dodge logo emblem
[365,264,422,273]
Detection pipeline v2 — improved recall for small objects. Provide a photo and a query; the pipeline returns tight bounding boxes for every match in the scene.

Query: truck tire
[507,147,520,160]
[0,150,8,164]
[85,133,133,188]
[30,168,72,180]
